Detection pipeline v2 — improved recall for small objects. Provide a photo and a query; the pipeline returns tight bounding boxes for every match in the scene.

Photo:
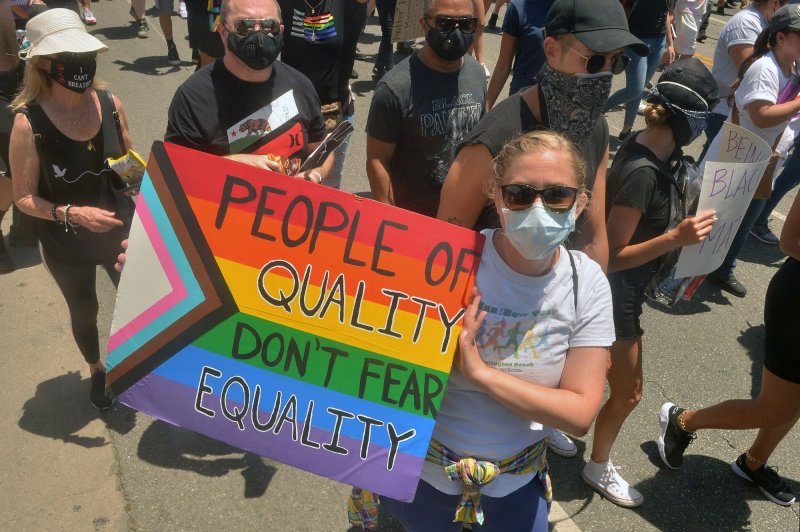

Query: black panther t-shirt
[366,52,487,217]
[165,59,326,171]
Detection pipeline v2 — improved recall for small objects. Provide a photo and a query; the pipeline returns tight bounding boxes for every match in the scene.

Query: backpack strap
[96,89,126,160]
[566,248,578,312]
[18,106,56,199]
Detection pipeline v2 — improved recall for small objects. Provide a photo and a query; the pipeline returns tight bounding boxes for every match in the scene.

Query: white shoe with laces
[179,1,187,18]
[546,429,577,457]
[582,460,644,508]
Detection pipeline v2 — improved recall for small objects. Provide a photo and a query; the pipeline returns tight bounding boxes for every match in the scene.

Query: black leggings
[41,246,120,365]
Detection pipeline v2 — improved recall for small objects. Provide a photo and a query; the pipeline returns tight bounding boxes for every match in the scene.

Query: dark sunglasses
[500,184,579,214]
[425,16,479,34]
[564,43,629,75]
[225,18,281,36]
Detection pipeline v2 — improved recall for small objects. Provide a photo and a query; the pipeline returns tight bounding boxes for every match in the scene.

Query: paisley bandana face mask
[538,64,612,146]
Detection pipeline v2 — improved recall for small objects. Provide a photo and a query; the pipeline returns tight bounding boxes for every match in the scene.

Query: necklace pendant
[87,141,95,151]
[311,31,316,41]
[311,8,315,13]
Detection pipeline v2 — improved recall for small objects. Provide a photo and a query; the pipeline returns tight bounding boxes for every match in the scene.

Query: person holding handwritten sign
[356,131,614,531]
[657,188,800,507]
[704,5,800,297]
[584,59,719,508]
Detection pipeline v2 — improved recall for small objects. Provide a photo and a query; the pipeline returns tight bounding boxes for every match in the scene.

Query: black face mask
[226,30,283,70]
[49,56,96,94]
[425,27,473,61]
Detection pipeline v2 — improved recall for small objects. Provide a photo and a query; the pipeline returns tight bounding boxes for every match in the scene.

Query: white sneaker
[582,460,644,508]
[179,0,187,18]
[637,100,647,114]
[546,430,577,457]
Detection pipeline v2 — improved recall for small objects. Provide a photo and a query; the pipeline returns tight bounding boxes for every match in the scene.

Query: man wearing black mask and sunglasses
[366,0,487,218]
[165,0,333,184]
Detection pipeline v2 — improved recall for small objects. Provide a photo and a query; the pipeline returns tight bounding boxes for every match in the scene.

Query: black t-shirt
[165,59,326,170]
[279,0,358,113]
[366,52,487,217]
[628,0,669,39]
[458,91,609,228]
[606,133,673,246]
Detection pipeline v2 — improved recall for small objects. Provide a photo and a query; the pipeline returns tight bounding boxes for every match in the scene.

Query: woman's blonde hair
[490,130,587,194]
[11,55,106,111]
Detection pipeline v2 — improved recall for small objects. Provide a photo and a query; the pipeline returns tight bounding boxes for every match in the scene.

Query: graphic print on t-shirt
[475,304,554,372]
[226,90,300,154]
[420,93,482,183]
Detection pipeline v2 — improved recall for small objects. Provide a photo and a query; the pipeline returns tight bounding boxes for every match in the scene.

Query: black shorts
[608,264,656,341]
[763,257,800,384]
[186,0,223,57]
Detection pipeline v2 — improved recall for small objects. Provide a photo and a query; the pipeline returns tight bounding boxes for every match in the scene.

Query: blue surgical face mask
[502,203,576,260]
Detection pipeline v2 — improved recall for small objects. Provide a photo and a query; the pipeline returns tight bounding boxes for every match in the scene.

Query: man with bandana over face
[434,0,646,460]
[165,0,332,184]
[365,0,487,218]
[436,0,647,269]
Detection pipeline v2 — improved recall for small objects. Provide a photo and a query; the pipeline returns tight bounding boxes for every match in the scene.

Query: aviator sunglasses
[500,184,579,214]
[225,18,281,36]
[425,16,479,34]
[563,43,629,75]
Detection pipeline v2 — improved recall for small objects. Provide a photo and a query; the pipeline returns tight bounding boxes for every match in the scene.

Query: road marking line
[550,501,581,531]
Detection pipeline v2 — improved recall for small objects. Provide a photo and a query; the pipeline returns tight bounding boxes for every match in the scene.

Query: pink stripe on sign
[108,194,189,352]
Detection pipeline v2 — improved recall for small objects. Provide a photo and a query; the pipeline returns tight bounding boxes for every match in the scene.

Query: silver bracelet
[63,204,78,233]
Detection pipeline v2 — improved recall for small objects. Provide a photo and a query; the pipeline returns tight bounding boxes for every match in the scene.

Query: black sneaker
[750,224,779,245]
[731,454,796,506]
[487,12,498,28]
[90,371,114,411]
[0,247,13,274]
[658,402,696,469]
[707,273,747,297]
[167,41,181,65]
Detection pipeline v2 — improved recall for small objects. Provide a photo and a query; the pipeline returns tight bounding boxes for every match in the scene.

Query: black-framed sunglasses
[563,43,629,75]
[500,184,579,214]
[225,18,281,36]
[425,16,479,34]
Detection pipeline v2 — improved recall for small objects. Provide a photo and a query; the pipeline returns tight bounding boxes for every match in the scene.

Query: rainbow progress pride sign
[107,142,484,501]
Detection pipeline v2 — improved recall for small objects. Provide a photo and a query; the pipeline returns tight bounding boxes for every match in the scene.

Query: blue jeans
[323,113,354,190]
[604,36,666,128]
[699,112,727,163]
[375,0,396,71]
[380,477,549,532]
[753,141,800,228]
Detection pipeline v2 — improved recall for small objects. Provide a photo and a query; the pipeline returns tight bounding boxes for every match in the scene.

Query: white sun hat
[20,8,108,59]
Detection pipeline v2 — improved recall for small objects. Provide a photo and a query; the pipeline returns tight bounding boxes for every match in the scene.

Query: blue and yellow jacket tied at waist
[347,437,551,529]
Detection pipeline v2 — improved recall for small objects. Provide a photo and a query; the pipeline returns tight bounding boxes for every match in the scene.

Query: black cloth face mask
[425,27,474,61]
[226,30,283,70]
[49,56,96,94]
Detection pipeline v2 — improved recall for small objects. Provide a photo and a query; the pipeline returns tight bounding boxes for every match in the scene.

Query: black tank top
[25,99,127,264]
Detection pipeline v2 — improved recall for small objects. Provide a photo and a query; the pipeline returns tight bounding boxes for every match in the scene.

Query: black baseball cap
[769,4,800,33]
[546,0,648,57]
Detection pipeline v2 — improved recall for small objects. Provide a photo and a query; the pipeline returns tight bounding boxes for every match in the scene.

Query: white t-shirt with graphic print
[420,229,614,497]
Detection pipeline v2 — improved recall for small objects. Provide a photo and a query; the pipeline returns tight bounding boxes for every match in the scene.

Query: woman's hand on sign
[72,206,124,233]
[114,239,128,273]
[297,167,325,184]
[455,287,489,383]
[672,210,717,247]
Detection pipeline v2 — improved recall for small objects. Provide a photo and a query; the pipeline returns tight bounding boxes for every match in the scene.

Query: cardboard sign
[392,0,424,43]
[106,142,484,502]
[675,122,771,278]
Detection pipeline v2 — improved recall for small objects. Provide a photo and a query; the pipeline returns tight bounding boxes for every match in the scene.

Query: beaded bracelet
[51,203,60,223]
[63,204,78,234]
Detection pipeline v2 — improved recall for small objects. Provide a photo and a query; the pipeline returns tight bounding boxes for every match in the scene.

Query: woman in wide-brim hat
[9,8,139,411]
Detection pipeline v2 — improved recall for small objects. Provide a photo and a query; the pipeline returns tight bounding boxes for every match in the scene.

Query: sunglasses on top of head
[225,18,281,36]
[563,42,629,75]
[500,184,579,214]
[425,16,479,34]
